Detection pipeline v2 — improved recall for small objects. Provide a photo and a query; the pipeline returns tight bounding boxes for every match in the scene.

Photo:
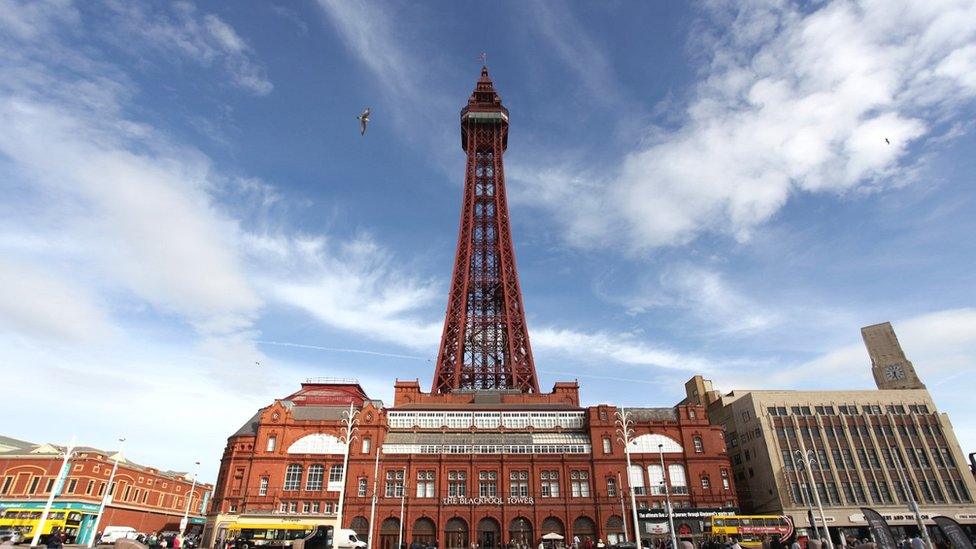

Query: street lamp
[617,472,628,543]
[793,450,833,549]
[31,437,76,548]
[890,448,933,549]
[615,408,643,549]
[658,444,678,549]
[180,461,201,542]
[88,437,125,548]
[397,467,407,549]
[367,443,381,549]
[336,402,360,531]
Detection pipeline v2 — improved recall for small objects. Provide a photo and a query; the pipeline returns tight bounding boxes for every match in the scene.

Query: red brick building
[206,67,738,549]
[206,379,736,548]
[0,436,211,544]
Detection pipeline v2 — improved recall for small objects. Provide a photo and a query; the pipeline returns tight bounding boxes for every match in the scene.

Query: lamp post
[180,461,201,542]
[88,437,125,548]
[658,445,678,549]
[31,437,75,548]
[793,450,833,549]
[397,467,407,549]
[336,402,360,531]
[367,446,381,549]
[890,448,933,549]
[617,472,628,543]
[615,408,643,549]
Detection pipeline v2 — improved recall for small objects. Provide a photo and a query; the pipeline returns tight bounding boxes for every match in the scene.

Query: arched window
[693,436,704,453]
[284,464,302,491]
[287,433,345,454]
[628,434,683,454]
[647,464,664,495]
[306,464,324,490]
[701,475,711,490]
[628,465,645,495]
[668,464,687,494]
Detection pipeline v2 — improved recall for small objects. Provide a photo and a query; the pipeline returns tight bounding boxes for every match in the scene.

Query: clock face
[884,363,906,381]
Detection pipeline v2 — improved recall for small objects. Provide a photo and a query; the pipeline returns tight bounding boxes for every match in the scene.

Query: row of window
[775,422,943,441]
[779,447,956,471]
[0,475,189,510]
[375,469,594,498]
[626,464,730,495]
[788,476,971,507]
[767,404,930,417]
[381,443,591,455]
[386,411,586,430]
[279,464,344,492]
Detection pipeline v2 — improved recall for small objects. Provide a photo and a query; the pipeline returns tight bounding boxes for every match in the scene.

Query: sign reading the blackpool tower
[442,495,535,506]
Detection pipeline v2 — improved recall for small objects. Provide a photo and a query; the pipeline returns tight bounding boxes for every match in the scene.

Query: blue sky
[1,0,975,483]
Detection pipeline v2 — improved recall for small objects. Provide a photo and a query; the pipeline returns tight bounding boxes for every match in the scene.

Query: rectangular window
[312,502,321,513]
[479,471,497,497]
[510,470,528,497]
[306,465,325,491]
[448,470,467,497]
[289,501,297,513]
[358,478,367,497]
[701,476,711,490]
[385,470,404,497]
[302,502,311,513]
[86,480,95,495]
[602,437,612,454]
[328,465,344,490]
[259,477,269,496]
[98,482,106,496]
[123,485,131,500]
[416,470,435,498]
[362,438,371,454]
[570,471,590,498]
[279,502,288,513]
[540,470,559,498]
[266,436,277,452]
[607,478,617,497]
[693,436,704,453]
[284,465,302,491]
[66,479,77,493]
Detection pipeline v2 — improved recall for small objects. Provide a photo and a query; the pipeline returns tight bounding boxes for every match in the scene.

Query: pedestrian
[790,538,800,549]
[730,538,742,549]
[46,532,63,549]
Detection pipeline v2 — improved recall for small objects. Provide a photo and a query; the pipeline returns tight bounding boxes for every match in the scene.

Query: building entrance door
[380,518,400,549]
[445,518,469,549]
[478,518,501,549]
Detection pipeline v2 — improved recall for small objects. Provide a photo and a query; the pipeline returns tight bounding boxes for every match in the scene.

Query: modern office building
[685,322,976,541]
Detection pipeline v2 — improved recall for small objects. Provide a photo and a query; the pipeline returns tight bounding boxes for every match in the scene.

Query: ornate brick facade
[207,380,737,548]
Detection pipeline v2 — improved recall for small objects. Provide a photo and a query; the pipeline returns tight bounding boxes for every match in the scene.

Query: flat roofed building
[686,322,975,542]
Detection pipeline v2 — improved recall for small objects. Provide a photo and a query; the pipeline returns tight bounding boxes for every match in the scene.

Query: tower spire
[431,68,540,394]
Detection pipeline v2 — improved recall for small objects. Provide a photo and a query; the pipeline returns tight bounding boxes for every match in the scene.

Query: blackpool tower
[431,67,540,394]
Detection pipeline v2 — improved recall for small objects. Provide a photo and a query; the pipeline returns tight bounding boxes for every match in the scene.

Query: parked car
[0,529,26,544]
[100,527,138,544]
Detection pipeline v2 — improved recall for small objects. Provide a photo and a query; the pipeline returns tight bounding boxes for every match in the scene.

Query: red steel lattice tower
[432,67,540,394]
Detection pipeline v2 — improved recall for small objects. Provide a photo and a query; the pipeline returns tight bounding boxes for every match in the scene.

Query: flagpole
[367,447,381,549]
[31,436,75,548]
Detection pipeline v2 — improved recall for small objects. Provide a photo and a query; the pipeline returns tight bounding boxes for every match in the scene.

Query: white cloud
[532,327,717,373]
[0,260,111,342]
[101,0,273,95]
[516,0,976,250]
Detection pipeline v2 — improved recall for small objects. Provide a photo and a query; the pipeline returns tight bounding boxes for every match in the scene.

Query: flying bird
[885,138,890,144]
[357,107,371,136]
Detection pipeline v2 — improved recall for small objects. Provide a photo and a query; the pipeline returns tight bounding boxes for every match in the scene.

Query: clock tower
[862,321,926,390]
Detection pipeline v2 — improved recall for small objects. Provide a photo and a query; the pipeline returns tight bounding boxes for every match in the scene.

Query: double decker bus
[0,508,88,543]
[228,523,327,549]
[708,515,794,547]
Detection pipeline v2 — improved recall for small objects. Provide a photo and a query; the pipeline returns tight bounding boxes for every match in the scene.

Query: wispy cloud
[101,0,273,95]
[515,0,976,251]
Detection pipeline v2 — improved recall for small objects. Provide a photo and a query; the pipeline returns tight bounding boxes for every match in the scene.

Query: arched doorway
[350,517,370,545]
[414,518,436,546]
[541,517,565,538]
[445,518,469,549]
[572,517,596,544]
[478,517,501,549]
[605,516,625,546]
[509,517,533,549]
[380,518,400,549]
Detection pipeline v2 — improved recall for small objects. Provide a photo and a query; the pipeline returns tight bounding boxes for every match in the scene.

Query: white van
[333,529,366,549]
[100,527,137,544]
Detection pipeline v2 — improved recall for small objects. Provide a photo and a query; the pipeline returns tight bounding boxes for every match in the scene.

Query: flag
[860,508,897,549]
[933,516,974,549]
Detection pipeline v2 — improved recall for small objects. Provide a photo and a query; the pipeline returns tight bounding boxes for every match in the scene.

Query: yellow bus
[708,515,794,547]
[227,522,330,549]
[0,508,87,543]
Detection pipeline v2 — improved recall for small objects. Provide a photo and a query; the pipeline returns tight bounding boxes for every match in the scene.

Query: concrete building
[0,436,211,544]
[685,322,976,541]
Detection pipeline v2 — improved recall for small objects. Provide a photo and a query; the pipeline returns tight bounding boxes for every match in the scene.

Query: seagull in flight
[885,138,890,144]
[358,107,371,136]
